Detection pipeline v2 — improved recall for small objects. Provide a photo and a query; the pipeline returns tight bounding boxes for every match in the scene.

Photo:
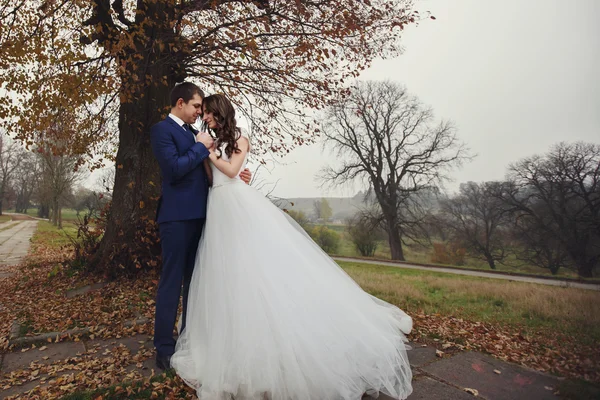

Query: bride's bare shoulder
[237,128,250,151]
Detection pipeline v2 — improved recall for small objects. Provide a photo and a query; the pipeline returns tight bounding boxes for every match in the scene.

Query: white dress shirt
[169,113,197,142]
[168,113,185,127]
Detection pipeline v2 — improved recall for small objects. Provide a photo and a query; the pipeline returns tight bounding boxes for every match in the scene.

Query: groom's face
[178,94,204,124]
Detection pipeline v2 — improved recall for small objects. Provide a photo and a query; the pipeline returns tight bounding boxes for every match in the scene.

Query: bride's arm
[208,137,249,179]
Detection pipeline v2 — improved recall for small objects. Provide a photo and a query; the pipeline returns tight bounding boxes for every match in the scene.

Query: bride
[170,93,413,400]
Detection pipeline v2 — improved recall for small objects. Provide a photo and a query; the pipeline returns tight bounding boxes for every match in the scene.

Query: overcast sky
[252,0,600,198]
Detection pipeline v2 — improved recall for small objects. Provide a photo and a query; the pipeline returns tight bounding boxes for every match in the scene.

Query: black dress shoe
[362,390,380,399]
[156,354,172,370]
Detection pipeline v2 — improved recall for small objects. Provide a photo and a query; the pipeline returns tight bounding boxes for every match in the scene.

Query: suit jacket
[150,116,210,223]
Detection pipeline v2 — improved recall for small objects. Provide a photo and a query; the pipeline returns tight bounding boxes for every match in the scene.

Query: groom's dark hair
[170,82,205,107]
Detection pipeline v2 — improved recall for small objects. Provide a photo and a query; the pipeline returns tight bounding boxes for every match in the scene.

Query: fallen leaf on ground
[0,243,598,399]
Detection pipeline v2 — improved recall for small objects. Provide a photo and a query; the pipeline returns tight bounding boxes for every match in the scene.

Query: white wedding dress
[171,135,413,400]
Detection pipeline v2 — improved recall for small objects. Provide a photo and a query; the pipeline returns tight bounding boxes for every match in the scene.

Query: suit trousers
[154,218,205,357]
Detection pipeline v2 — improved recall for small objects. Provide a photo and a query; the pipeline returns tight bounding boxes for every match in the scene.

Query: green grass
[5,207,82,222]
[323,224,582,279]
[4,208,38,218]
[0,214,12,222]
[460,252,578,278]
[33,221,80,249]
[338,260,600,346]
[59,208,81,222]
[321,223,346,233]
[336,237,394,260]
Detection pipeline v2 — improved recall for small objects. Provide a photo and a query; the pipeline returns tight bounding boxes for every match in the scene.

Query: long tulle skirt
[171,181,413,399]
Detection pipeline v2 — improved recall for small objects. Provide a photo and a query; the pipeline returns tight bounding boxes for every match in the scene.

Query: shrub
[431,241,466,266]
[285,209,310,232]
[346,215,378,257]
[310,225,340,253]
[66,206,107,273]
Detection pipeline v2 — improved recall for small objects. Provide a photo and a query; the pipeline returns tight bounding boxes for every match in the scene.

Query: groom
[150,82,251,370]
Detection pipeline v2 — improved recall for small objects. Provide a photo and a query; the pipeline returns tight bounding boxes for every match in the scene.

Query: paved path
[0,334,156,399]
[0,336,563,399]
[334,256,600,291]
[0,219,38,278]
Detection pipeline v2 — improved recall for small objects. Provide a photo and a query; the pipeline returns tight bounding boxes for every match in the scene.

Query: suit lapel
[166,116,195,144]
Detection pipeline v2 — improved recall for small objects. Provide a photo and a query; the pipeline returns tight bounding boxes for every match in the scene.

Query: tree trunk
[484,252,496,269]
[18,189,33,214]
[91,96,165,275]
[58,206,62,229]
[0,198,3,216]
[38,204,49,219]
[52,200,59,226]
[91,29,177,276]
[576,261,595,278]
[386,221,405,261]
[569,247,597,278]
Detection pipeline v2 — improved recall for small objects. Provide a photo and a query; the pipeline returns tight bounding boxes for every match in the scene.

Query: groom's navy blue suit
[150,115,210,358]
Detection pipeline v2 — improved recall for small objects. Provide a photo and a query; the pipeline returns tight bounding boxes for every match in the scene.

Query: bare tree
[14,151,39,214]
[313,199,323,220]
[37,146,85,228]
[501,142,600,277]
[0,134,22,215]
[95,167,116,201]
[72,186,101,217]
[321,81,471,260]
[313,198,333,222]
[509,209,571,275]
[438,181,510,269]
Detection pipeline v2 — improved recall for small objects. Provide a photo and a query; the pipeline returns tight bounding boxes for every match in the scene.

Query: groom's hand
[239,168,252,184]
[196,132,214,149]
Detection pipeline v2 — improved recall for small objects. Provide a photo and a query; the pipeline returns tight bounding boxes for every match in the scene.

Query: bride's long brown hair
[202,94,241,159]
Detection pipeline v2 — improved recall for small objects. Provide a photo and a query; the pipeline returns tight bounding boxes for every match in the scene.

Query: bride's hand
[208,146,218,161]
[196,131,214,149]
[206,141,217,153]
[239,168,252,184]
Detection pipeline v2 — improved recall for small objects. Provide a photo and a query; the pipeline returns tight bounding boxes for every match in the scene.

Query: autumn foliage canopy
[0,0,420,275]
